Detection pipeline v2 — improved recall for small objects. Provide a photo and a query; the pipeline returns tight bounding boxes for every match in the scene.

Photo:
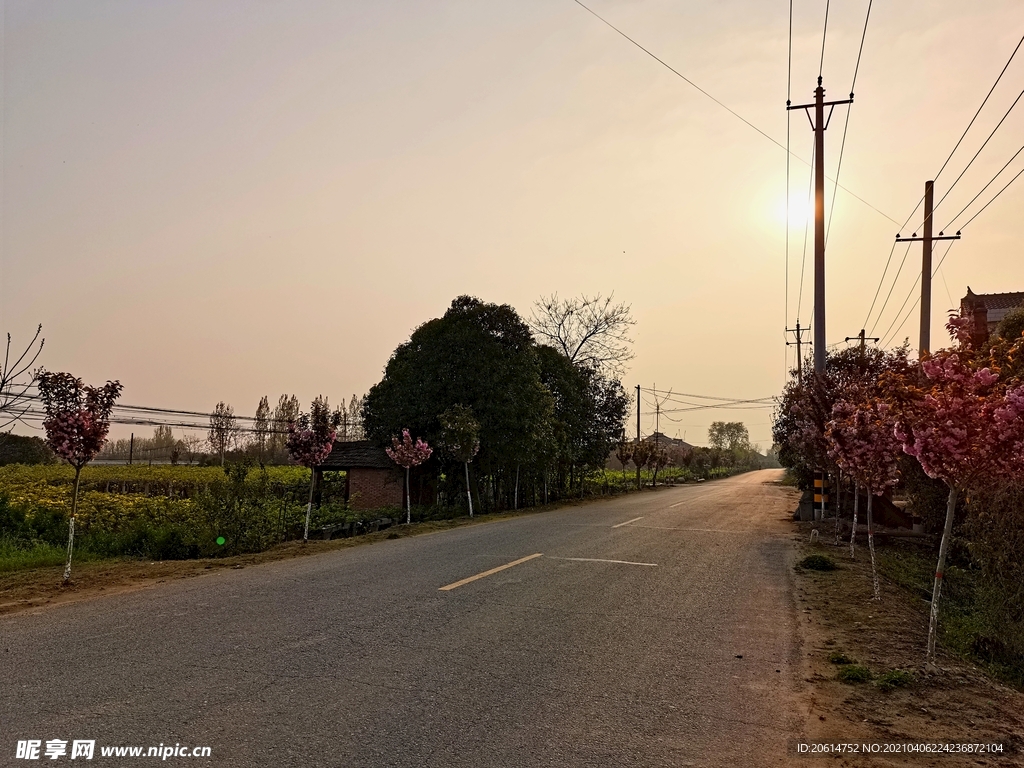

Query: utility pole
[844,329,879,366]
[128,433,134,465]
[788,78,853,374]
[895,181,961,357]
[785,321,807,384]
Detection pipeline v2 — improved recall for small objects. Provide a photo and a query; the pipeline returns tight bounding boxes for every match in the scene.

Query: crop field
[0,464,312,531]
[0,464,332,569]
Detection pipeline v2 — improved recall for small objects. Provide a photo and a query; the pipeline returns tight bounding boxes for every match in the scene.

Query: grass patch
[876,669,916,692]
[827,651,855,665]
[879,544,1024,689]
[0,536,101,573]
[798,554,837,571]
[836,664,873,684]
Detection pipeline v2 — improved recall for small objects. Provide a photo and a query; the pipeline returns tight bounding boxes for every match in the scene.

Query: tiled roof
[319,440,396,470]
[961,287,1024,311]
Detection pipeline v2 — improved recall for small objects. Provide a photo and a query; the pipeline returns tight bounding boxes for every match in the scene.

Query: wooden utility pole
[786,321,807,384]
[128,433,134,465]
[896,181,960,357]
[788,78,853,374]
[845,329,879,366]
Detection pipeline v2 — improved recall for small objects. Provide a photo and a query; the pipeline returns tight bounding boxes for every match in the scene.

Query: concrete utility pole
[788,78,853,374]
[786,321,807,384]
[895,181,961,357]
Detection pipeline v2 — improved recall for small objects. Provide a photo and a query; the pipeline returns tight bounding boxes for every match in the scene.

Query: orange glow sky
[3,1,1023,447]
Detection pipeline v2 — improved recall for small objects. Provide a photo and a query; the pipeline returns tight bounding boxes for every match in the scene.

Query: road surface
[2,470,803,767]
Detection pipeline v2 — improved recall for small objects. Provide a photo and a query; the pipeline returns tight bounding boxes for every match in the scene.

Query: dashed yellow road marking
[438,553,543,591]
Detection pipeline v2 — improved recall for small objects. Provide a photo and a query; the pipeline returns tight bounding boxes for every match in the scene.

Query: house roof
[318,440,395,471]
[961,287,1024,311]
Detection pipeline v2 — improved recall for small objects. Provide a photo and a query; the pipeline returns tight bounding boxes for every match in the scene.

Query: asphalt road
[2,469,802,767]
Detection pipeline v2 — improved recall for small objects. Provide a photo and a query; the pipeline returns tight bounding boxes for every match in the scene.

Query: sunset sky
[3,0,1023,447]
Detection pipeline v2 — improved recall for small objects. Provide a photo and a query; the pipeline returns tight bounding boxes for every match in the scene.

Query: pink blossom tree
[826,392,902,599]
[385,429,433,524]
[36,371,123,583]
[286,396,342,543]
[884,315,1024,659]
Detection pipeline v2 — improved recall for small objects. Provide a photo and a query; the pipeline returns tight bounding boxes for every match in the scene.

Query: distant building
[960,287,1024,345]
[607,433,694,469]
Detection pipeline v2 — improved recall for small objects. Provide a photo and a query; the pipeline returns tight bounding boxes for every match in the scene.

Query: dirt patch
[791,521,1024,767]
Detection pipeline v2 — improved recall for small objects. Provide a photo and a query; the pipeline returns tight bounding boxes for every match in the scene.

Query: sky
[2,0,1023,448]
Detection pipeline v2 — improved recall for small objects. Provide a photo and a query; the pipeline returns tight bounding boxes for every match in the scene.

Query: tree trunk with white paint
[867,490,880,600]
[834,470,844,546]
[849,483,859,559]
[405,466,411,525]
[927,485,959,660]
[63,465,82,583]
[303,471,315,544]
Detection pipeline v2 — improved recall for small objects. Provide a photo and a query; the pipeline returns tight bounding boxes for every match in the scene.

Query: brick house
[960,287,1024,346]
[315,440,404,511]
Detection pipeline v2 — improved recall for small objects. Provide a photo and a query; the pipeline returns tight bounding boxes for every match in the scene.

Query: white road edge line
[612,516,645,528]
[548,557,658,567]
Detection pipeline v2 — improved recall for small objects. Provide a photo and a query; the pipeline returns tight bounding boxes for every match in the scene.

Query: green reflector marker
[216,536,226,546]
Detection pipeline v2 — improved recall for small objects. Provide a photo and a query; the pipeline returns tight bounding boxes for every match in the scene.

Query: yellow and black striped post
[813,471,830,521]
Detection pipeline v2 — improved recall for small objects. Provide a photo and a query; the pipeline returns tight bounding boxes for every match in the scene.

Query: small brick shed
[315,440,404,511]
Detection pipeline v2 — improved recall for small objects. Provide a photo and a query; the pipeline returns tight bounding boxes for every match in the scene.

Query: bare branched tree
[529,294,635,377]
[0,324,45,431]
[208,401,239,466]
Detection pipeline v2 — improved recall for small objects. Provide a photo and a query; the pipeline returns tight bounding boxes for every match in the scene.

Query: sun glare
[776,192,812,229]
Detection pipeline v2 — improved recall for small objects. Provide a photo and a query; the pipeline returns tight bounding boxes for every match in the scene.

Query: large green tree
[362,296,553,477]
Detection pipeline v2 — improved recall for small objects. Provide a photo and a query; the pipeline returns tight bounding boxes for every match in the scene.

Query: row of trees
[774,311,1024,661]
[361,295,632,512]
[95,394,367,466]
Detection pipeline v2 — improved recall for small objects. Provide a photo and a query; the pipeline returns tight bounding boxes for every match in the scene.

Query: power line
[933,32,1024,184]
[869,241,914,337]
[861,239,898,329]
[797,135,815,320]
[943,142,1024,230]
[640,386,773,403]
[824,0,873,247]
[881,239,958,348]
[863,33,1023,332]
[934,85,1024,212]
[785,0,794,333]
[570,0,900,226]
[960,162,1024,229]
[818,0,831,80]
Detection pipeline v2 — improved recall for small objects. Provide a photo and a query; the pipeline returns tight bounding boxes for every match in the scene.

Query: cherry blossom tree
[286,396,342,543]
[827,393,902,600]
[883,315,1024,659]
[36,371,122,583]
[386,429,433,524]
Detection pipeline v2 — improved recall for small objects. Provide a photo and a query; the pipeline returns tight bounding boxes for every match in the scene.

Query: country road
[2,469,805,767]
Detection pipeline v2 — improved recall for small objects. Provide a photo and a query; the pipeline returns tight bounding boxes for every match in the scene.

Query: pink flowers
[826,394,901,493]
[386,429,433,469]
[286,396,341,469]
[286,423,337,468]
[36,372,122,468]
